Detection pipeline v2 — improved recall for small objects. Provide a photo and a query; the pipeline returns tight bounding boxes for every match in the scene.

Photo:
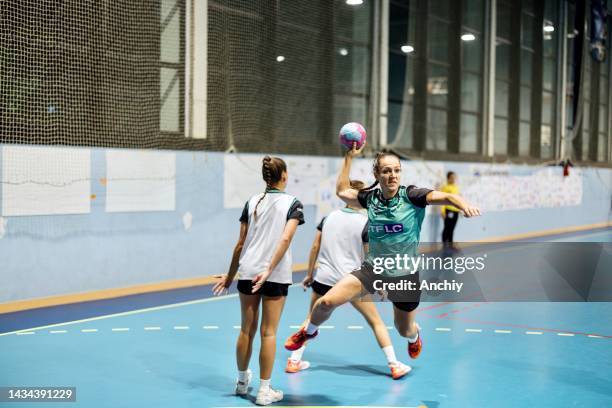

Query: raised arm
[426,191,481,217]
[336,142,367,208]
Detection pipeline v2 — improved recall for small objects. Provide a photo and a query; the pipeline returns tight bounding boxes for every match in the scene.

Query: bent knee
[394,321,417,338]
[317,296,338,311]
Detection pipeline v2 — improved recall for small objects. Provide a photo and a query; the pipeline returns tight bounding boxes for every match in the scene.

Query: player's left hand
[252,270,272,293]
[462,206,481,218]
[302,275,314,291]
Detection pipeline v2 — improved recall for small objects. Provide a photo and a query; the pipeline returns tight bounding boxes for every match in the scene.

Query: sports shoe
[285,358,310,373]
[255,386,283,406]
[389,361,412,380]
[408,328,422,359]
[235,369,252,395]
[284,328,318,351]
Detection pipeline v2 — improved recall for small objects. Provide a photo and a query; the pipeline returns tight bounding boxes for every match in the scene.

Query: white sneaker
[235,369,252,395]
[255,386,283,406]
[389,361,412,380]
[285,358,311,373]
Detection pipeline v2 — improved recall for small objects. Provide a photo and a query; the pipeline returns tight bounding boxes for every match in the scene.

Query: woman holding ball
[285,135,481,361]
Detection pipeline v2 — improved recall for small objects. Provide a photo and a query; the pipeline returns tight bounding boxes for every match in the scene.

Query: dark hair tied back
[254,156,287,221]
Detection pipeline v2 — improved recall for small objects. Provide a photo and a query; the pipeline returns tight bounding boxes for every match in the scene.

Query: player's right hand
[302,275,314,291]
[346,141,366,158]
[212,274,231,296]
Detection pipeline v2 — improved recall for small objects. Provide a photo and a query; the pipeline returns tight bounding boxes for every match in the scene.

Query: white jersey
[237,189,304,284]
[314,208,368,286]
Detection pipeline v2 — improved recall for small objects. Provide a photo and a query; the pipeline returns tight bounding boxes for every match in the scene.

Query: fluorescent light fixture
[401,45,415,53]
[346,0,363,5]
[461,33,476,42]
[543,24,555,33]
[339,48,349,56]
[276,55,285,62]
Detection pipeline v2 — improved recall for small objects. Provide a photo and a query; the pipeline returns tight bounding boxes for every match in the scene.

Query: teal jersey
[357,185,432,276]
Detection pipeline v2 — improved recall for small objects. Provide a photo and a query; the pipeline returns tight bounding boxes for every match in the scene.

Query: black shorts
[351,262,421,312]
[311,280,333,296]
[237,280,289,297]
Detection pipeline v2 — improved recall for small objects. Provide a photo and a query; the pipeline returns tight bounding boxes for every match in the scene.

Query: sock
[382,345,398,365]
[290,345,306,362]
[407,331,419,343]
[259,378,271,391]
[238,370,249,383]
[306,322,318,335]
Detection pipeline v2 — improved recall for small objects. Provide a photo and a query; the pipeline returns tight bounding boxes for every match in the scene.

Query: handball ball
[339,122,367,150]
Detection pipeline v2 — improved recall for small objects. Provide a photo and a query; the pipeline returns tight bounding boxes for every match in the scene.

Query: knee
[394,321,416,338]
[316,296,337,312]
[260,326,277,340]
[240,326,258,340]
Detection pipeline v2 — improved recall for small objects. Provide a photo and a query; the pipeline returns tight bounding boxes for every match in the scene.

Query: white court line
[557,333,575,337]
[0,291,242,337]
[435,327,451,332]
[2,284,312,337]
[289,325,301,329]
[465,328,482,333]
[319,325,334,329]
[526,331,543,335]
[16,332,34,336]
[386,326,393,329]
[173,326,190,330]
[112,328,130,332]
[494,330,512,334]
[81,329,98,333]
[202,326,219,330]
[347,325,364,330]
[50,330,67,334]
[144,327,161,331]
[233,325,241,329]
[588,335,603,339]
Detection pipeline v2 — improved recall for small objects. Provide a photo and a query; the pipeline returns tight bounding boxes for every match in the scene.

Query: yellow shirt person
[441,172,460,246]
[440,183,460,215]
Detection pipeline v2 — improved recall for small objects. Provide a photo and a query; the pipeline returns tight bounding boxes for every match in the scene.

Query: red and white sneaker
[389,361,412,380]
[285,358,311,373]
[408,328,422,359]
[284,328,318,351]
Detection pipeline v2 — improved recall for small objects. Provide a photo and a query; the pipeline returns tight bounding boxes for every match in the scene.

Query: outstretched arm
[336,142,367,208]
[426,191,481,217]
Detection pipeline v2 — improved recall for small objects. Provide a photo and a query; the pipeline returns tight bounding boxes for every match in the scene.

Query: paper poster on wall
[461,166,583,212]
[224,155,271,209]
[105,150,176,213]
[2,146,91,216]
[403,161,446,191]
[224,154,328,208]
[315,158,375,222]
[284,157,328,206]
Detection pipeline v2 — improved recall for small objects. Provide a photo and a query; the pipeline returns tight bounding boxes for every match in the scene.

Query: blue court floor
[1,229,611,407]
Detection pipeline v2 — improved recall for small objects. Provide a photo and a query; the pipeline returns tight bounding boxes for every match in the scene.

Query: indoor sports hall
[1,1,611,407]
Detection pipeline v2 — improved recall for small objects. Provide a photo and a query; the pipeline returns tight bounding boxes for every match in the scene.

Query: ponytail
[253,156,273,221]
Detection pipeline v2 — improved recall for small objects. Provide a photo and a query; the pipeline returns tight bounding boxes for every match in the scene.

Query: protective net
[0,0,372,154]
[0,0,184,149]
